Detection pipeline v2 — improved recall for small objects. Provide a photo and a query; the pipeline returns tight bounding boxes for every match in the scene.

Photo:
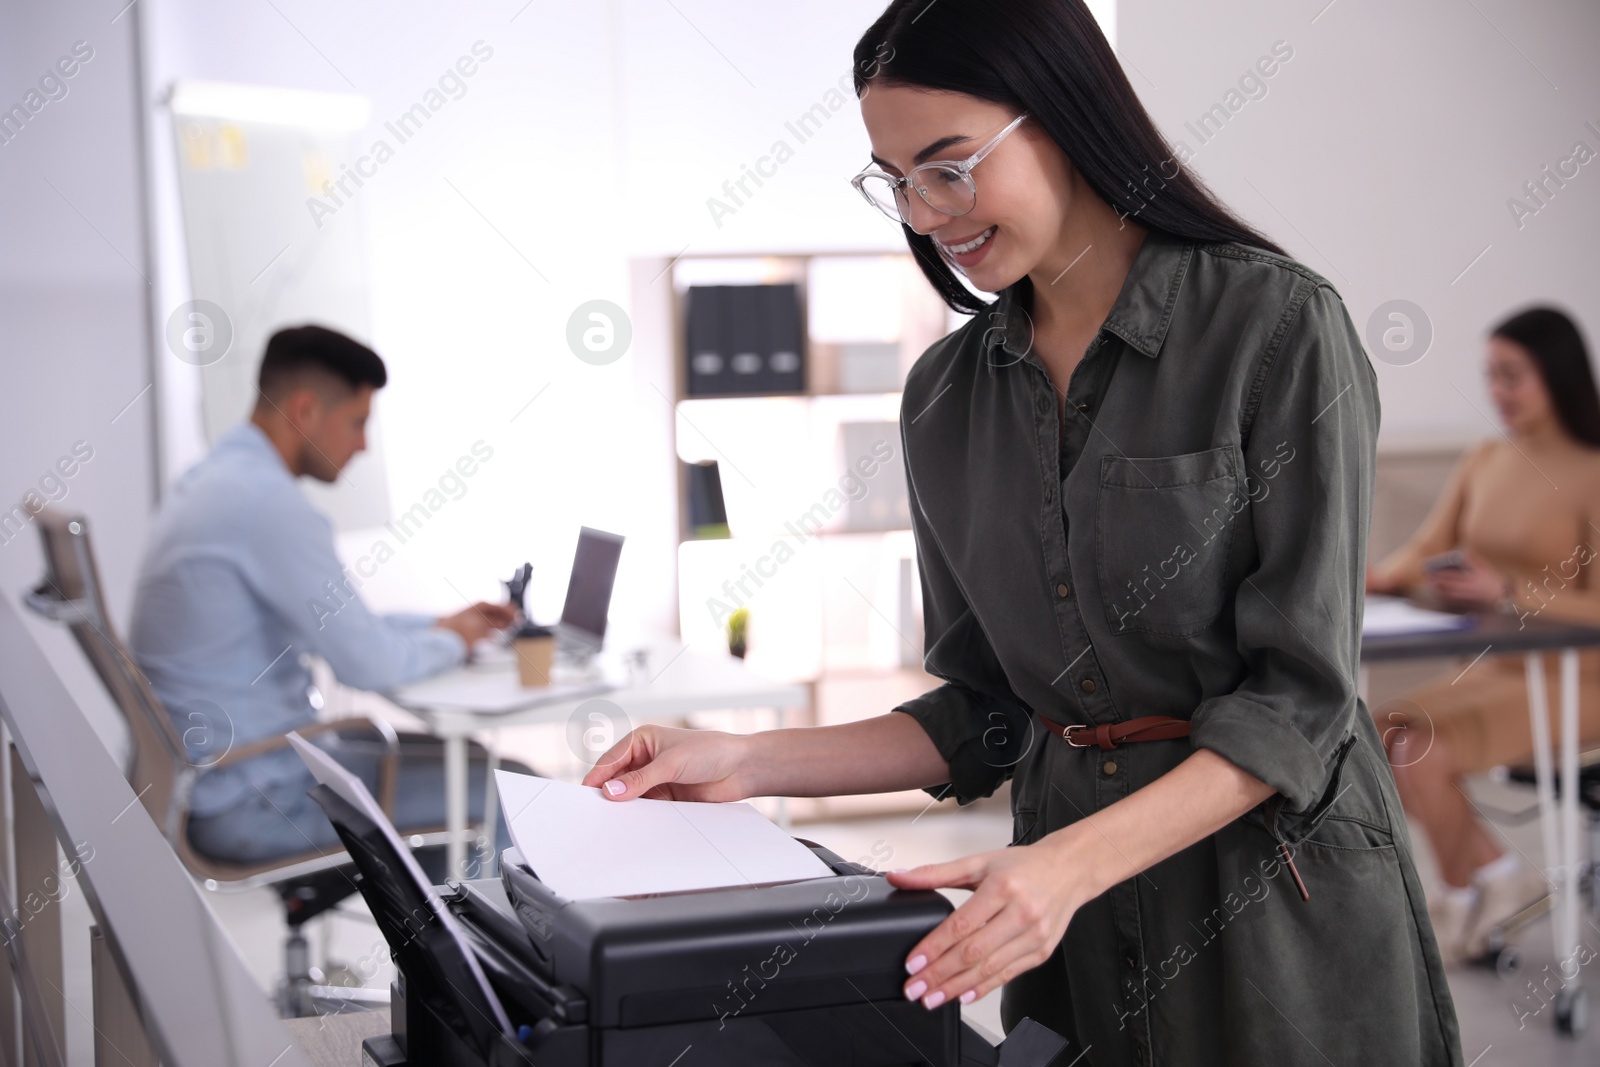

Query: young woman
[585,1,1462,1062]
[1368,307,1600,965]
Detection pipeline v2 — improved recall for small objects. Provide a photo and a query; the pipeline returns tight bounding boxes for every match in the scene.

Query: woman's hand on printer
[885,748,1274,1009]
[582,725,755,802]
[884,838,1091,1011]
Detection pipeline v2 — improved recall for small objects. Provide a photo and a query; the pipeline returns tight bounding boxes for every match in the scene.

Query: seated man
[131,324,526,876]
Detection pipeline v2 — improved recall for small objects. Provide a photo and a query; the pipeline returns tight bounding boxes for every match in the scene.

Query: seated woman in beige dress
[1367,305,1600,963]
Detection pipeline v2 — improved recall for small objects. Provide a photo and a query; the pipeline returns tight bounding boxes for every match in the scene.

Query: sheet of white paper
[495,770,834,900]
[1362,595,1475,637]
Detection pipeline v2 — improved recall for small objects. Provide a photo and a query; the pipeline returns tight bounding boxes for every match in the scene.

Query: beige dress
[1371,427,1600,772]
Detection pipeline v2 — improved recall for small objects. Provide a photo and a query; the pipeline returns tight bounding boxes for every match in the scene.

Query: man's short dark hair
[257,325,387,402]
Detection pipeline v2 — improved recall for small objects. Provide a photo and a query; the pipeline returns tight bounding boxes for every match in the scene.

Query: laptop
[554,526,624,661]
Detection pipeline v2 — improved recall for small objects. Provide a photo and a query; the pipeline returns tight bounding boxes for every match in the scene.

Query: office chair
[23,508,469,1017]
[1475,745,1600,1033]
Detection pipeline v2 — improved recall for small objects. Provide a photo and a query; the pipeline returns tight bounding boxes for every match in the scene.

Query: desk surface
[388,638,809,725]
[1361,610,1600,662]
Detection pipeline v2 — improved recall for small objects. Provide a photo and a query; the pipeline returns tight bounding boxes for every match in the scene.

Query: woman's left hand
[885,832,1091,1008]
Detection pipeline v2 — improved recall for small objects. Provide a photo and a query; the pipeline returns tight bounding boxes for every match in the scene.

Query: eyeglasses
[850,113,1028,225]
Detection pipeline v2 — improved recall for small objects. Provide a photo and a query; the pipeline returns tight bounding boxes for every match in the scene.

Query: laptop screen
[560,527,624,644]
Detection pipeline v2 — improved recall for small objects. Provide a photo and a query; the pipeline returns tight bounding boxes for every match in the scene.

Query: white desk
[1361,607,1600,1034]
[387,639,811,879]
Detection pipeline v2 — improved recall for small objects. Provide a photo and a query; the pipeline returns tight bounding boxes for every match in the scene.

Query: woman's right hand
[579,725,755,803]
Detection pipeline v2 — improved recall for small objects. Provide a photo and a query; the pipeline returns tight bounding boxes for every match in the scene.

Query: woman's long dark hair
[1490,306,1600,447]
[852,0,1288,314]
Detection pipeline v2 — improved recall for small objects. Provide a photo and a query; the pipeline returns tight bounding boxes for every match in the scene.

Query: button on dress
[894,229,1463,1065]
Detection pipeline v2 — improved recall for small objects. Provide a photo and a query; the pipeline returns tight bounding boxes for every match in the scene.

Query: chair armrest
[205,715,402,816]
[205,719,351,767]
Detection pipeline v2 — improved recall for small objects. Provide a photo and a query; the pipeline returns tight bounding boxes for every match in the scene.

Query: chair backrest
[28,508,378,886]
[28,508,190,840]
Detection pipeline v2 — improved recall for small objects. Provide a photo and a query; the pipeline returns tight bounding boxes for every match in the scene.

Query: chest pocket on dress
[1095,445,1241,637]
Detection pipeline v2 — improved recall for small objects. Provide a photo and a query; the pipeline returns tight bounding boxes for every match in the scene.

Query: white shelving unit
[631,250,968,819]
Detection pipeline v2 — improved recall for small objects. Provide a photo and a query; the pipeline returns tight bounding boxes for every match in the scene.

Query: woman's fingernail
[905,980,927,1001]
[959,989,977,1005]
[923,990,946,1009]
[906,954,927,975]
[603,780,625,796]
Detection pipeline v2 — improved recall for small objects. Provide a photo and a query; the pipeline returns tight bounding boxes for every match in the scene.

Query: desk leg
[1558,649,1583,1024]
[1525,652,1560,895]
[443,734,468,880]
[479,733,501,876]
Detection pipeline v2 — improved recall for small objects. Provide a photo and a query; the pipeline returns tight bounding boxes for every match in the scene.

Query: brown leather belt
[1036,713,1192,750]
[1034,711,1312,899]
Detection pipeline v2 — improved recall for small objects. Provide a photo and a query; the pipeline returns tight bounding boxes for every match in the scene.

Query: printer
[299,760,1067,1066]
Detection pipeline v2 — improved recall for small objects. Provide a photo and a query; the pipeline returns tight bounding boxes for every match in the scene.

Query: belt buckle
[1061,724,1092,747]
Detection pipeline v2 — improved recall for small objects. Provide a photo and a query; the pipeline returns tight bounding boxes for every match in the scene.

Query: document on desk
[495,770,834,899]
[1362,595,1475,637]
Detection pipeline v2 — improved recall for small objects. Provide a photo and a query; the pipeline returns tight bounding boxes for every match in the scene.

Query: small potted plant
[726,606,749,659]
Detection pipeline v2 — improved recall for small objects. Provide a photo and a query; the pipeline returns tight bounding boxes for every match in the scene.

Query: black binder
[685,459,730,538]
[685,283,806,396]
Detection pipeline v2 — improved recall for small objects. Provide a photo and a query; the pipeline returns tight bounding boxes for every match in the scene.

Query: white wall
[616,1,966,257]
[615,0,1111,258]
[0,4,153,736]
[0,4,158,1062]
[1121,0,1600,446]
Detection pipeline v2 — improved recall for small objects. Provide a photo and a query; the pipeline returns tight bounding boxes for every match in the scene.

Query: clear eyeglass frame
[850,113,1029,225]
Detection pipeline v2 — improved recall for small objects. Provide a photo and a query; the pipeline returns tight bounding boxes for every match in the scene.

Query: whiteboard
[167,90,391,531]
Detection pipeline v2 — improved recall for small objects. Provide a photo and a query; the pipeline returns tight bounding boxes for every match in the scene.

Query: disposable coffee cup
[513,624,555,688]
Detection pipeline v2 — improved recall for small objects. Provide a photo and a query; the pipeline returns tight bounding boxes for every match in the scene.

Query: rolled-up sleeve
[894,417,1033,805]
[1189,284,1379,812]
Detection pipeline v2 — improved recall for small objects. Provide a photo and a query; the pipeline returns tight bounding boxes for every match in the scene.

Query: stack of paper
[1362,595,1475,637]
[495,771,834,900]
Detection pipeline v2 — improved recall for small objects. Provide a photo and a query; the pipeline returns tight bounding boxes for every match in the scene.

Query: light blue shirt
[130,422,464,816]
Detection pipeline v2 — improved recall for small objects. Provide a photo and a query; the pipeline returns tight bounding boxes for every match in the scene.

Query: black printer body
[407,848,970,1065]
[309,784,1067,1067]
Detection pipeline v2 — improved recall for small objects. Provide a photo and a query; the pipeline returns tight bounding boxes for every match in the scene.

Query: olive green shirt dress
[894,228,1463,1065]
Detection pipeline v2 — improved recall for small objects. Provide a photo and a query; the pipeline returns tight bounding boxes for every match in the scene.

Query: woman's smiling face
[858,84,1077,292]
